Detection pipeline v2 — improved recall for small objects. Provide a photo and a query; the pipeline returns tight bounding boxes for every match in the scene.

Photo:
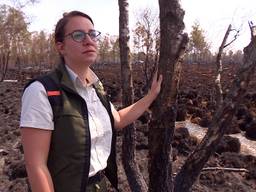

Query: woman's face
[57,16,98,67]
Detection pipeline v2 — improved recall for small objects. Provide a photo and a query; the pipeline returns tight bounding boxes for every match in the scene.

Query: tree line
[0,3,243,81]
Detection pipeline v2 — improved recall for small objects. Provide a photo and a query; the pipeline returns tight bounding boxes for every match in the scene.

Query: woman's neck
[65,62,89,84]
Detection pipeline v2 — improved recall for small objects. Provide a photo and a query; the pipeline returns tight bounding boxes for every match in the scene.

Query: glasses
[64,29,101,42]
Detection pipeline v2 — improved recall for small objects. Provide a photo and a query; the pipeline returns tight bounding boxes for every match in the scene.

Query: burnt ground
[0,62,256,191]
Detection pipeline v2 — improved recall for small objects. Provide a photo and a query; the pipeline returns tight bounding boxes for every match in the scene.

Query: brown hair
[54,11,94,44]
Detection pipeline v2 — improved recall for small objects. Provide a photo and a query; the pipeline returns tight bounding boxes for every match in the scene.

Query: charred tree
[215,24,232,106]
[174,23,256,192]
[215,24,239,106]
[148,0,188,191]
[0,51,10,82]
[118,0,148,191]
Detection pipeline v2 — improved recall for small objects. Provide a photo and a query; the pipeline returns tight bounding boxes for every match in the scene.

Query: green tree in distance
[189,21,211,64]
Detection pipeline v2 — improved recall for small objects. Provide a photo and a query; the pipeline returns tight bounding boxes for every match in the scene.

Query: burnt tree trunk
[148,0,187,191]
[215,24,232,106]
[0,51,10,82]
[118,1,147,191]
[174,25,256,192]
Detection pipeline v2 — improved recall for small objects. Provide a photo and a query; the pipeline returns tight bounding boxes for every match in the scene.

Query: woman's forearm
[21,128,53,192]
[114,92,156,129]
[26,164,54,192]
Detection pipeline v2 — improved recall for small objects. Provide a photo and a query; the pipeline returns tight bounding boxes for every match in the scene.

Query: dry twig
[202,167,249,173]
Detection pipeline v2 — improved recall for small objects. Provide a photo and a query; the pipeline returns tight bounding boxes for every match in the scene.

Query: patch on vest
[47,91,61,96]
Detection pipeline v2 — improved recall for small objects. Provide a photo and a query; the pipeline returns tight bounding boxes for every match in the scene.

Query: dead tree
[215,24,232,106]
[0,51,10,82]
[118,0,147,191]
[148,0,188,191]
[215,24,240,106]
[174,22,256,192]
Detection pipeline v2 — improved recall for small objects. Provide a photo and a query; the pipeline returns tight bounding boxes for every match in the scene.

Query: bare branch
[215,25,240,107]
[223,29,240,48]
[202,167,249,173]
[9,0,39,9]
[215,24,232,106]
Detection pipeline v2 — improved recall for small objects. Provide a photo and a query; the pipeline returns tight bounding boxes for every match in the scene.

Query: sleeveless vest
[26,63,118,192]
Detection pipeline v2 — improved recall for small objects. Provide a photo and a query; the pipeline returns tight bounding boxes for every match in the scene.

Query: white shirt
[20,65,113,177]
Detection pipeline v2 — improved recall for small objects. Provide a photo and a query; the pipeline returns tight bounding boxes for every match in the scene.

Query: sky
[2,0,256,53]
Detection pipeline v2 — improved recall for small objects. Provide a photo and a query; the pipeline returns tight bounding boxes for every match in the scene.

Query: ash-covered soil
[0,63,256,192]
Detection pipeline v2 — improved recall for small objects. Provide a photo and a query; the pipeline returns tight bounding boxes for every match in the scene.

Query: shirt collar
[65,64,99,87]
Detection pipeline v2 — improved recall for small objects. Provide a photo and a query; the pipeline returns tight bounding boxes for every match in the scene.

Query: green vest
[35,63,118,192]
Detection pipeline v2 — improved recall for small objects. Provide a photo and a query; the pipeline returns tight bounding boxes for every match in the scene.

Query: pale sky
[2,0,256,52]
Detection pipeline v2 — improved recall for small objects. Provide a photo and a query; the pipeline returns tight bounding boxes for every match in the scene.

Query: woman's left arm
[112,72,163,129]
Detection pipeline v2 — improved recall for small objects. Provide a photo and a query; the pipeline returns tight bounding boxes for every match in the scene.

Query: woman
[20,11,162,192]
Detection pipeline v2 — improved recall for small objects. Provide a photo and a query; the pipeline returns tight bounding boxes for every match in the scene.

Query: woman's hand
[112,70,163,129]
[148,70,163,99]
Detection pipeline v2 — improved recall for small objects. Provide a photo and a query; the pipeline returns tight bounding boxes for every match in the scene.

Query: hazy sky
[2,0,256,52]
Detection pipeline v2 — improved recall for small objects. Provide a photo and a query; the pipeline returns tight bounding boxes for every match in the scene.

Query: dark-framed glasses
[65,29,101,42]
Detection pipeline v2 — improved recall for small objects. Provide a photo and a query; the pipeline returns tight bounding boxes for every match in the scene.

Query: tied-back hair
[54,10,94,43]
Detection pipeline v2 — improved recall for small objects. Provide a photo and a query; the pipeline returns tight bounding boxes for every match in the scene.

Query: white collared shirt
[20,65,113,177]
